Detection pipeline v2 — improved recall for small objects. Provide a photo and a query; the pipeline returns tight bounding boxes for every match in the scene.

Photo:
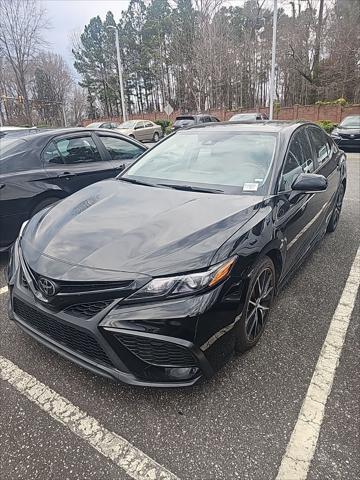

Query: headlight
[128,256,237,301]
[331,129,340,138]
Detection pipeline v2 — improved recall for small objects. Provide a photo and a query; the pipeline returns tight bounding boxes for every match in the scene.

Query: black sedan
[7,121,346,387]
[331,115,360,151]
[0,128,146,251]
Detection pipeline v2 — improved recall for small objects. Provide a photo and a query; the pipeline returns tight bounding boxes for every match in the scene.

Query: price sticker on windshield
[243,182,259,191]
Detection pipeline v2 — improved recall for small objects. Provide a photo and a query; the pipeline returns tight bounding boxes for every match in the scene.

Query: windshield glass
[229,114,257,122]
[123,130,277,195]
[86,122,102,128]
[119,121,137,129]
[339,116,360,128]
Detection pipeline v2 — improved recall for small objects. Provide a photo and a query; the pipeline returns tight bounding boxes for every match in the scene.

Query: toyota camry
[7,121,346,387]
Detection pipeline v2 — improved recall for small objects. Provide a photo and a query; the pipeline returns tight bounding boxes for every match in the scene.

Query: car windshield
[0,138,27,155]
[122,130,277,195]
[119,121,137,129]
[229,114,257,122]
[339,116,360,128]
[86,122,102,128]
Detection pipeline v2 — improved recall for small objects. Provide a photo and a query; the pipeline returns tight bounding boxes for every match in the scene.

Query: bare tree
[0,0,47,123]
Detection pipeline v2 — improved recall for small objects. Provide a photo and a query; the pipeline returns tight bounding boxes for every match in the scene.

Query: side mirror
[292,173,327,193]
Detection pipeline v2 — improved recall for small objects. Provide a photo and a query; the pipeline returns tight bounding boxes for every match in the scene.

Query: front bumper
[8,251,243,387]
[332,136,360,151]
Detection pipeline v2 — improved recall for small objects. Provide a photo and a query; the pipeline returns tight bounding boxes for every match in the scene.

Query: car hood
[22,179,264,279]
[336,127,360,134]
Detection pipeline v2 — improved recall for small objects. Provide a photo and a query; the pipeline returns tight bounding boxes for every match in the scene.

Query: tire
[327,182,345,233]
[235,256,276,353]
[32,197,59,216]
[153,132,160,142]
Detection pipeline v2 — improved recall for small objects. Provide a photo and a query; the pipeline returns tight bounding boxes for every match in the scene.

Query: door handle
[57,172,77,178]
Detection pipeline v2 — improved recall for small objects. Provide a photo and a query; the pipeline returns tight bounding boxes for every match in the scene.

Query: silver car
[86,121,119,129]
[115,120,162,142]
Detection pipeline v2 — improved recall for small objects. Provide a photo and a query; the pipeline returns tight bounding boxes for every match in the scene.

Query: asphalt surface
[0,153,359,480]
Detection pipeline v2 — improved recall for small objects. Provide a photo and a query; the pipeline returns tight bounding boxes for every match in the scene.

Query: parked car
[331,115,360,151]
[86,121,119,129]
[172,114,220,131]
[0,126,40,139]
[115,120,162,142]
[229,112,269,122]
[0,128,146,251]
[7,121,346,387]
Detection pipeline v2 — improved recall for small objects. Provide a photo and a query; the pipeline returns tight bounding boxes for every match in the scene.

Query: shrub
[155,119,172,134]
[315,97,347,106]
[317,120,336,133]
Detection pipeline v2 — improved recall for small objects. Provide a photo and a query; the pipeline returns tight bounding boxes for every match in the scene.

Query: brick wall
[82,103,360,126]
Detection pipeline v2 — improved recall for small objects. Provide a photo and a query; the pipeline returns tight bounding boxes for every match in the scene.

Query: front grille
[29,268,133,294]
[13,298,112,367]
[64,300,114,318]
[116,333,198,367]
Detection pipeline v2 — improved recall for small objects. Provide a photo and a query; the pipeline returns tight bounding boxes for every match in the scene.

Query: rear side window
[55,136,102,164]
[43,141,63,164]
[280,129,315,191]
[99,136,144,160]
[307,127,330,167]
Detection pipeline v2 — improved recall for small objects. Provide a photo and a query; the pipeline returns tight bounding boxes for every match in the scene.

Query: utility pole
[269,0,278,120]
[107,26,127,122]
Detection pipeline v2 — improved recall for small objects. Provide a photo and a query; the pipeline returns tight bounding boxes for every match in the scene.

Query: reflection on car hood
[22,179,264,278]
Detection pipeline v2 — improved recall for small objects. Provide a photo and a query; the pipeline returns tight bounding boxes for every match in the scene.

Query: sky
[41,0,131,75]
[41,0,289,77]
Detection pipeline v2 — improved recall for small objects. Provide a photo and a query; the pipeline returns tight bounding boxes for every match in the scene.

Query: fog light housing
[165,366,199,380]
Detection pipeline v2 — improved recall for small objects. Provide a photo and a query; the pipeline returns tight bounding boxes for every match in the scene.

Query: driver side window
[280,129,315,191]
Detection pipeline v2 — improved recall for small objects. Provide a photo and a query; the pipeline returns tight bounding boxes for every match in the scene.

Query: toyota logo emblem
[38,277,57,296]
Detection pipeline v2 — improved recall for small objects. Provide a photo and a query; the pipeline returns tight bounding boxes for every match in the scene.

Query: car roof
[181,120,312,133]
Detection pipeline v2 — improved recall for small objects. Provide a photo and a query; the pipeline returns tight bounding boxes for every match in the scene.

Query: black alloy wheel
[235,256,275,352]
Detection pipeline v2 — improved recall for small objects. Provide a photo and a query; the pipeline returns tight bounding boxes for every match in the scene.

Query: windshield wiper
[159,183,223,194]
[118,177,156,187]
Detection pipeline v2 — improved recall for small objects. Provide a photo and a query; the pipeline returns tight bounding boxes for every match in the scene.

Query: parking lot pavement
[0,153,359,480]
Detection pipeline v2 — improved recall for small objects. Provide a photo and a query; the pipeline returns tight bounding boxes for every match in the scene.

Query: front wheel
[153,132,160,142]
[327,182,345,233]
[235,256,276,353]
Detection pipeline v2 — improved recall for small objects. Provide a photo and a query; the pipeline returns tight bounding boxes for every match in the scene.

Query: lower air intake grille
[13,298,112,367]
[115,333,197,367]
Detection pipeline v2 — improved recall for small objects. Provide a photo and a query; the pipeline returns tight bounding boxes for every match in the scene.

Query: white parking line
[276,246,360,480]
[0,286,8,295]
[0,356,179,480]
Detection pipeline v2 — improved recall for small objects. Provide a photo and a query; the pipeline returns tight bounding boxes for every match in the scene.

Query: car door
[134,121,146,141]
[306,125,341,230]
[43,132,116,195]
[275,127,321,274]
[142,121,154,141]
[96,133,146,175]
